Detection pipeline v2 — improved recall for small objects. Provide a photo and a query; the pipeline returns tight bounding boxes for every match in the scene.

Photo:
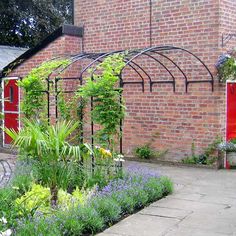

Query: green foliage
[74,206,104,234]
[16,218,61,236]
[78,54,126,149]
[14,183,96,216]
[182,137,222,165]
[91,196,121,224]
[203,136,222,157]
[56,211,84,236]
[159,176,174,195]
[0,187,21,232]
[83,166,122,190]
[5,119,83,207]
[218,57,236,82]
[144,178,165,202]
[83,144,124,189]
[128,187,149,209]
[111,192,135,214]
[134,144,168,159]
[144,176,173,202]
[230,138,236,144]
[10,174,33,196]
[0,0,72,48]
[134,144,154,159]
[3,166,173,235]
[18,59,70,120]
[15,184,51,215]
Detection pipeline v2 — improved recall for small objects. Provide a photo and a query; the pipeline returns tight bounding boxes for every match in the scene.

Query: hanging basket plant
[216,52,236,83]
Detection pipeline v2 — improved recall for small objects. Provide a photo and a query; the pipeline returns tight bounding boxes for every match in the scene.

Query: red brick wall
[74,0,235,160]
[9,35,81,78]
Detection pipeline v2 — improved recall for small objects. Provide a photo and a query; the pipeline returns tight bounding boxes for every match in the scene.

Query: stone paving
[0,152,16,187]
[98,161,236,236]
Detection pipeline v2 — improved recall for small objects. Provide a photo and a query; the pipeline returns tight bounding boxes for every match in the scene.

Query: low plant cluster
[218,138,236,153]
[182,137,222,165]
[134,144,168,160]
[0,162,172,236]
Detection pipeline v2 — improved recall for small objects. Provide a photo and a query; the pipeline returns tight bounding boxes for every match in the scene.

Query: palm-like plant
[5,119,82,207]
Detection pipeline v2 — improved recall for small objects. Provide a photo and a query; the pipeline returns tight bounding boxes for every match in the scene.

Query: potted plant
[218,138,236,168]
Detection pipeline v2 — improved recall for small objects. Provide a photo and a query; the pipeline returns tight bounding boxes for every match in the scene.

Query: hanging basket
[227,152,236,166]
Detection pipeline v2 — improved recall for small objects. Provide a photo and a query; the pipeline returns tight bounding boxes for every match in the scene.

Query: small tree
[5,119,82,208]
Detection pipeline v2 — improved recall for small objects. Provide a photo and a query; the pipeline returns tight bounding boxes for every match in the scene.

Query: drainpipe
[149,0,153,47]
[72,0,74,25]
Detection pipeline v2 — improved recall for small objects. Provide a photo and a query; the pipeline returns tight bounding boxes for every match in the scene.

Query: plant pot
[227,152,236,166]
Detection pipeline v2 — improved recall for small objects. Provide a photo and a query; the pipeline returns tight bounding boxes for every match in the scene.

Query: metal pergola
[30,46,214,155]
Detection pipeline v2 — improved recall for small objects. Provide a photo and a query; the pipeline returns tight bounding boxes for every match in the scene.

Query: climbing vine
[19,59,71,120]
[78,54,126,149]
[19,54,126,149]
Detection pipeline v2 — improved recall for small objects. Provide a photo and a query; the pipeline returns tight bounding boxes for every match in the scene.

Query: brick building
[1,1,236,165]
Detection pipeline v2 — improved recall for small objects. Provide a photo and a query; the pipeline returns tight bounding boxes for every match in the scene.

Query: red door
[227,82,236,141]
[2,78,20,145]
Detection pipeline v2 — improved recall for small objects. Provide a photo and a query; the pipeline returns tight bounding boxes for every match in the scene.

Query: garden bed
[0,161,173,236]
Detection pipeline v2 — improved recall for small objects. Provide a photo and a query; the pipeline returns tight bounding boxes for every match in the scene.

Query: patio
[99,161,236,236]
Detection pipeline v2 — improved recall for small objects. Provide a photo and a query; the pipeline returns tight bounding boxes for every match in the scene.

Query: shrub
[15,205,104,236]
[111,192,135,214]
[9,160,37,195]
[6,119,83,208]
[91,196,121,224]
[159,176,174,195]
[144,178,165,202]
[134,144,154,159]
[0,187,20,231]
[15,184,51,215]
[127,187,149,209]
[56,211,84,236]
[14,184,96,215]
[76,206,104,234]
[15,217,61,236]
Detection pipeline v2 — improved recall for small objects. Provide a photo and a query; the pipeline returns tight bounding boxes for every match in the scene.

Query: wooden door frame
[1,77,20,147]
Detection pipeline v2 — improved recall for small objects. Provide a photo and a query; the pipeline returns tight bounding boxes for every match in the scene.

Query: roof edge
[2,24,84,76]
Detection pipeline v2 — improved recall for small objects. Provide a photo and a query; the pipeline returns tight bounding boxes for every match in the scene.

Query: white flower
[114,158,125,162]
[0,217,7,224]
[0,229,12,236]
[117,154,124,158]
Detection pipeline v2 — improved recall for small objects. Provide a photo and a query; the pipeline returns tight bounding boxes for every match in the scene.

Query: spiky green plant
[5,119,82,208]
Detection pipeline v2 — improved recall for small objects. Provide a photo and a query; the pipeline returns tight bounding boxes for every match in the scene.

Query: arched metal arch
[24,45,214,165]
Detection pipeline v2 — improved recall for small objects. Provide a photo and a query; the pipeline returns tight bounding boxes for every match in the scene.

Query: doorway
[2,77,20,146]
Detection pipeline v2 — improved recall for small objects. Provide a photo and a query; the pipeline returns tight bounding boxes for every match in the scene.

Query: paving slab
[164,226,230,236]
[139,206,192,220]
[98,161,236,236]
[98,213,179,236]
[0,152,16,187]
